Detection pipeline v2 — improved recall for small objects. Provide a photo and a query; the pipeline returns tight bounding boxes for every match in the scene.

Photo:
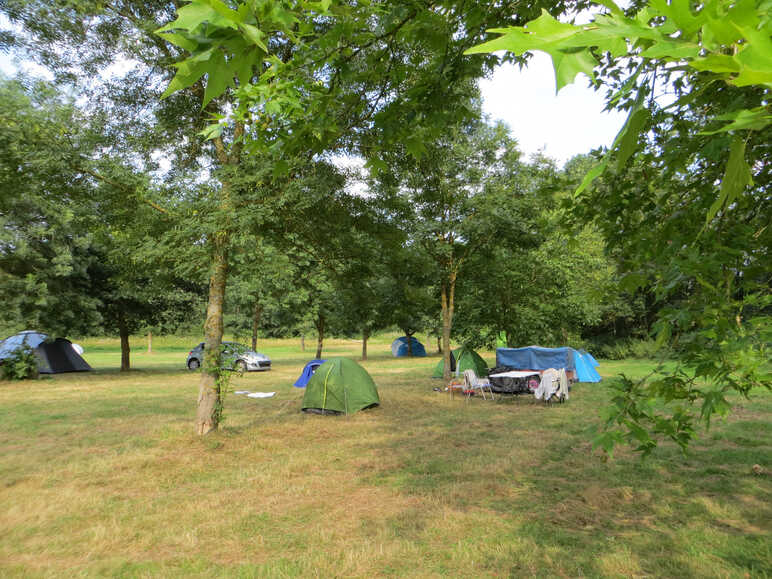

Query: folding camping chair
[463,369,495,400]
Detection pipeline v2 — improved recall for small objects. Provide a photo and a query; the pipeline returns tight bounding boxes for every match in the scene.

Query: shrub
[1,345,39,381]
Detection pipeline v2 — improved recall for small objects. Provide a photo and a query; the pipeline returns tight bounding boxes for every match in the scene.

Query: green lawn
[0,335,769,577]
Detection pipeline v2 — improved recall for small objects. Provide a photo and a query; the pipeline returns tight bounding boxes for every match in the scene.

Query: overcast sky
[479,52,627,166]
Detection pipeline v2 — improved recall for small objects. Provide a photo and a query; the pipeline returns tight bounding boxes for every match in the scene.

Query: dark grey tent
[0,331,91,373]
[36,338,91,373]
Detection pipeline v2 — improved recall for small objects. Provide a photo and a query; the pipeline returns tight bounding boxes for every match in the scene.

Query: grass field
[1,334,769,577]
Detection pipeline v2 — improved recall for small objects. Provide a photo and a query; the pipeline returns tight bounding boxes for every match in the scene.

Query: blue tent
[579,349,599,367]
[574,352,601,382]
[496,346,601,383]
[391,336,427,357]
[293,359,327,388]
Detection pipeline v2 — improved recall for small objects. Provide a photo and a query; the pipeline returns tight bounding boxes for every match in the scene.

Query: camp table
[488,370,540,395]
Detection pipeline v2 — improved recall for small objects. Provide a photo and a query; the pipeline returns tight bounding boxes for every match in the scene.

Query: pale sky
[479,52,627,166]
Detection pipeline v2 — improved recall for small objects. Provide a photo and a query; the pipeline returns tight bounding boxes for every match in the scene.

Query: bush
[1,346,39,381]
[583,338,669,360]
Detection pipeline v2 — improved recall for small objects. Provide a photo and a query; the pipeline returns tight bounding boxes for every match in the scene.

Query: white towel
[246,392,276,399]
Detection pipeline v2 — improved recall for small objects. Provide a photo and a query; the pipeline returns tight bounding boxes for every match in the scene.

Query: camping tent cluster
[295,357,380,415]
[495,346,601,383]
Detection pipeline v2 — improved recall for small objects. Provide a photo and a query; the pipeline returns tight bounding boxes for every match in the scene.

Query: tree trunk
[147,331,152,354]
[196,234,229,436]
[362,327,369,361]
[315,314,325,359]
[437,336,442,354]
[406,330,414,357]
[251,298,262,352]
[118,314,130,372]
[300,335,305,351]
[441,271,457,381]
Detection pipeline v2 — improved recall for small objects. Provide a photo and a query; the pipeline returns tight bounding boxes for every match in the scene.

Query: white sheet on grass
[246,392,276,398]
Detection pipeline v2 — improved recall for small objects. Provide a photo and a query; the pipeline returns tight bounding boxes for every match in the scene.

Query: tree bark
[441,270,457,381]
[362,327,369,361]
[118,313,130,372]
[196,234,229,436]
[251,298,262,352]
[147,331,152,354]
[300,335,305,351]
[406,329,414,357]
[315,313,325,359]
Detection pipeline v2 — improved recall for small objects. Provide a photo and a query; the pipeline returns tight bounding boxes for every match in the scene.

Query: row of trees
[0,74,625,367]
[3,0,766,449]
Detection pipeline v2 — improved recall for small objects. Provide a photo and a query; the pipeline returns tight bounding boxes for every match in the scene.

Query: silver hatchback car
[186,342,271,372]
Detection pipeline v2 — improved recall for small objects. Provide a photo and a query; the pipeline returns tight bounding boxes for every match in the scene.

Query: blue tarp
[293,359,327,388]
[496,346,576,371]
[391,336,427,357]
[496,346,601,383]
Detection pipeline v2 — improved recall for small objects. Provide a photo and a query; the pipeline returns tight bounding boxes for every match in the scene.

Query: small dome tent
[391,336,427,357]
[302,358,380,415]
[432,346,488,378]
[293,359,327,388]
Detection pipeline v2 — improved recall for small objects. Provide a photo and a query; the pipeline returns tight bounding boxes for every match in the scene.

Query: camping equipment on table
[0,331,91,373]
[432,345,488,378]
[391,336,427,357]
[293,359,327,388]
[495,346,601,384]
[487,369,541,394]
[301,357,380,415]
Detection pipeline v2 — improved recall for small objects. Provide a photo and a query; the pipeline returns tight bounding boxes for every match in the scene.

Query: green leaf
[160,59,209,98]
[239,23,269,52]
[616,106,649,170]
[551,49,597,92]
[234,47,262,87]
[690,54,741,74]
[705,136,752,226]
[198,122,224,140]
[701,107,772,134]
[640,40,700,60]
[200,0,245,25]
[202,51,234,108]
[573,160,607,196]
[158,32,199,52]
[156,1,222,33]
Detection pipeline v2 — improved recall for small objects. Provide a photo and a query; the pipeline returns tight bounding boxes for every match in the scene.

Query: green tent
[302,357,380,415]
[432,346,488,378]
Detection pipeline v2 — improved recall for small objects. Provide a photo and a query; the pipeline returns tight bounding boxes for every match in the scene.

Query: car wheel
[236,360,248,373]
[188,358,200,370]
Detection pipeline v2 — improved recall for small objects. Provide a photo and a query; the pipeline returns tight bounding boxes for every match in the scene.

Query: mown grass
[0,334,769,577]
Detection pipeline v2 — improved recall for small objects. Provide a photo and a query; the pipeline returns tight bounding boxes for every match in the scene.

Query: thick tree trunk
[196,235,229,436]
[118,314,130,372]
[362,327,369,361]
[147,331,152,354]
[441,271,456,381]
[251,298,262,352]
[315,314,325,359]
